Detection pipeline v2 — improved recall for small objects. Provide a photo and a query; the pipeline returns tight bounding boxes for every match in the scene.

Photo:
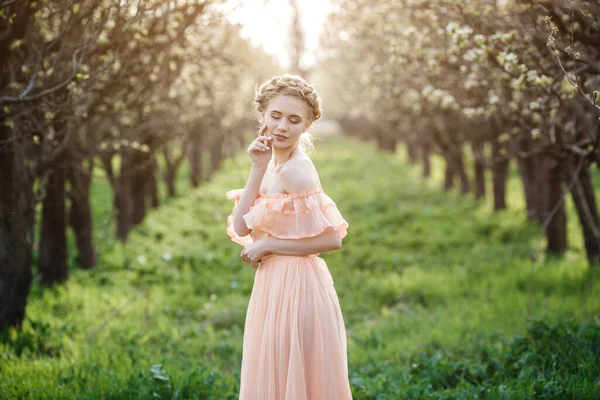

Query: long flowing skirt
[239,254,353,400]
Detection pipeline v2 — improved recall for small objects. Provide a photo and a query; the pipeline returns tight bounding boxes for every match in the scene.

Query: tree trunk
[99,152,132,242]
[37,165,68,284]
[115,184,132,241]
[189,144,204,188]
[0,6,34,330]
[406,142,418,164]
[68,158,96,269]
[515,136,541,221]
[148,157,159,209]
[380,136,397,152]
[569,158,600,265]
[163,147,180,197]
[130,151,148,226]
[443,151,470,194]
[544,158,567,255]
[115,153,133,241]
[472,141,486,200]
[491,126,508,210]
[453,151,470,195]
[443,157,454,191]
[209,135,225,177]
[531,156,550,226]
[421,143,431,178]
[516,155,539,221]
[0,124,34,331]
[165,168,177,197]
[375,128,397,153]
[492,159,509,211]
[288,0,305,75]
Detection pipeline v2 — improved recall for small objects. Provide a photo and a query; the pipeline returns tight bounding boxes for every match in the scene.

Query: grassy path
[1,137,599,399]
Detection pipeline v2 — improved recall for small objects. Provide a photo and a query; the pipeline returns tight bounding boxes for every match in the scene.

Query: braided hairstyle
[254,74,322,153]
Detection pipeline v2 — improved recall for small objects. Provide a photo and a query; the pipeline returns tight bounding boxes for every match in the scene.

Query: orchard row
[316,0,600,264]
[0,0,279,330]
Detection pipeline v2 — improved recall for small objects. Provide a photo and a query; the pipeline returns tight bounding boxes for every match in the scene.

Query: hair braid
[254,74,322,121]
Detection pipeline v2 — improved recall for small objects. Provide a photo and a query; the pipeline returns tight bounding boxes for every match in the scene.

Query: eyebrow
[270,110,303,119]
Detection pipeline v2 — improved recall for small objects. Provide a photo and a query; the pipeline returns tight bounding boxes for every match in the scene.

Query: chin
[273,141,297,149]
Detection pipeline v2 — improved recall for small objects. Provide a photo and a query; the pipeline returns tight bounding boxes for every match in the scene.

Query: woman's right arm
[232,127,273,237]
[232,165,267,237]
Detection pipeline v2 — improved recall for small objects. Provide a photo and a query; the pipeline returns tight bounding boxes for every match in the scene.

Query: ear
[304,120,313,132]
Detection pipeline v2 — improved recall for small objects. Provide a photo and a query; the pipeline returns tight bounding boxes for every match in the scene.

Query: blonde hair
[254,74,322,153]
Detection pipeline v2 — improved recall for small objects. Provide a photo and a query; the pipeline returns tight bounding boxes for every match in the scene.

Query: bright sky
[223,0,334,70]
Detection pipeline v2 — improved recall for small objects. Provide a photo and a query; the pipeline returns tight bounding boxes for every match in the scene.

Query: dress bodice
[226,188,349,246]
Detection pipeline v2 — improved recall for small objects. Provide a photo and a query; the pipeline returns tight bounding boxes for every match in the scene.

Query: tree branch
[0,49,82,105]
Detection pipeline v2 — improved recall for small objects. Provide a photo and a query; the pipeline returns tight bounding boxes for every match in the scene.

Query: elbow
[233,221,251,237]
[323,228,342,251]
[330,236,342,251]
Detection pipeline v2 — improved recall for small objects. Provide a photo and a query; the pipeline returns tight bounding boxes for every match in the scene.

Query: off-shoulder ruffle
[226,189,253,246]
[225,188,349,245]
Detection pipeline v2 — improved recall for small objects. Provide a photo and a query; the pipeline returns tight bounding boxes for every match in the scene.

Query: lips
[274,134,288,141]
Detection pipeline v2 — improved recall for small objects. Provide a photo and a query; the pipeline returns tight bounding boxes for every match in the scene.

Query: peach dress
[226,188,353,400]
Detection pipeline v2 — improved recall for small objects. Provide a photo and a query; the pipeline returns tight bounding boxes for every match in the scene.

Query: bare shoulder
[279,153,321,193]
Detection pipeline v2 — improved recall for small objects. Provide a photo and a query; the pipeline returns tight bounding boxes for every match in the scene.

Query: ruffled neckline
[257,188,324,199]
[225,187,348,245]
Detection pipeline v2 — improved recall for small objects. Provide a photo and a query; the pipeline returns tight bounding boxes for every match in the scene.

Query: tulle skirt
[239,254,353,400]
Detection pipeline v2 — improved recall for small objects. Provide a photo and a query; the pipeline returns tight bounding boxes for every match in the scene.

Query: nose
[277,119,288,132]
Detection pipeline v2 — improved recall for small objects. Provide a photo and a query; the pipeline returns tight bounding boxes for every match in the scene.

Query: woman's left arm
[265,227,342,256]
[241,228,341,268]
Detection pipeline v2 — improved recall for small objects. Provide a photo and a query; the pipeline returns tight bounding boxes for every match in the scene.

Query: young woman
[226,74,353,399]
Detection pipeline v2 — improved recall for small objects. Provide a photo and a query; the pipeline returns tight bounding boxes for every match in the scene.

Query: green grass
[1,137,599,399]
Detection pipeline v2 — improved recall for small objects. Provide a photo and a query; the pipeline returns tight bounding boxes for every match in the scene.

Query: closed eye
[271,115,301,124]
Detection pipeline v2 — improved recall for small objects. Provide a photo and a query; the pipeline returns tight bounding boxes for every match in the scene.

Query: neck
[272,143,298,167]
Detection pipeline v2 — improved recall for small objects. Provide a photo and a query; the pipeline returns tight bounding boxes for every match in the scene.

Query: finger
[253,142,269,151]
[255,136,272,145]
[251,145,270,153]
[253,137,273,147]
[247,144,265,153]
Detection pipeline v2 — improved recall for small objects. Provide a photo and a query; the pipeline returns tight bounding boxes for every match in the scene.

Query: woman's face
[261,95,312,149]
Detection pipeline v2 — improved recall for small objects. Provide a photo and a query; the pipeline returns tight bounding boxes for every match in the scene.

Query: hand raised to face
[247,124,273,169]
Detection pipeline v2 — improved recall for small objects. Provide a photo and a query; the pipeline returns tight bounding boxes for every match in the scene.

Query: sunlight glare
[224,0,333,70]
